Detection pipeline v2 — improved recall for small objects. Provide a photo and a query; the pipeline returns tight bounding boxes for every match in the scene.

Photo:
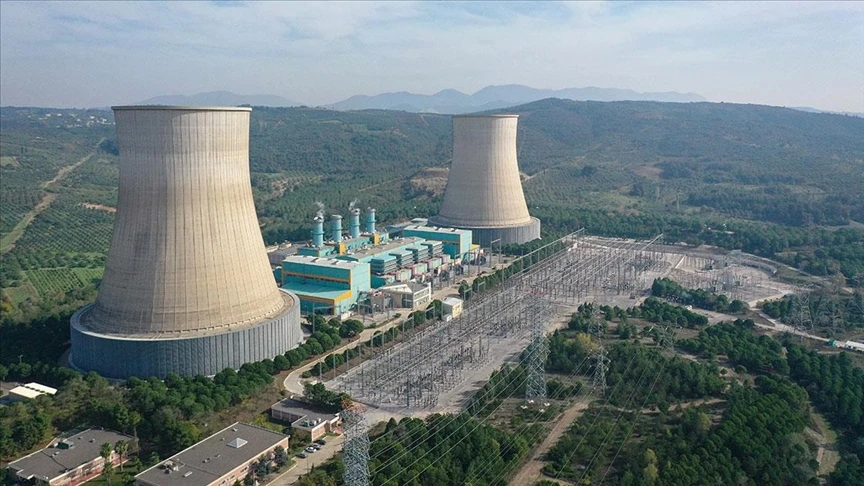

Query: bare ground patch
[410,167,449,196]
[80,202,116,213]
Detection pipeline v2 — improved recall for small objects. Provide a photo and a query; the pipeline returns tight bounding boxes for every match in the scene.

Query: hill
[135,90,300,107]
[326,84,706,113]
[2,99,864,321]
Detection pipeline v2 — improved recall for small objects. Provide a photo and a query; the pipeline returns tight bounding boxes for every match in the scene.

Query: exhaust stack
[311,216,325,248]
[365,208,376,234]
[331,214,343,243]
[349,208,361,239]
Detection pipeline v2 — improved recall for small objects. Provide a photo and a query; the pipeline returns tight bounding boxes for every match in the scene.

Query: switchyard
[326,232,667,413]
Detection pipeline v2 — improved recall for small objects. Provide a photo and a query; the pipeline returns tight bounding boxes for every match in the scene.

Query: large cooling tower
[429,115,540,246]
[70,106,302,379]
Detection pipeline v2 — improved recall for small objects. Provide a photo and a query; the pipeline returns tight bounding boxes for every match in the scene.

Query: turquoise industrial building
[273,208,473,315]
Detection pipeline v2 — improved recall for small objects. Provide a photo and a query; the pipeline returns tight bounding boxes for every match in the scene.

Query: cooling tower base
[69,292,304,380]
[430,217,541,247]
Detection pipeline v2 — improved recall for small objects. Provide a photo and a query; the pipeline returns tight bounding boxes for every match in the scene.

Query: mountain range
[136,90,300,107]
[133,86,863,117]
[135,85,706,113]
[325,84,706,113]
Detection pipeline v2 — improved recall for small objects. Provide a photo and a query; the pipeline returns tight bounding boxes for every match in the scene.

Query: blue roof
[281,282,352,301]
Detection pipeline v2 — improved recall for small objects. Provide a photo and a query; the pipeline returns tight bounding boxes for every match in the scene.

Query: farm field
[24,268,102,296]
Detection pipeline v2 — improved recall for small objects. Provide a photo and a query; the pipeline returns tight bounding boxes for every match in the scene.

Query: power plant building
[278,220,472,313]
[401,225,472,259]
[429,115,540,246]
[70,106,303,379]
[280,255,371,315]
[136,423,288,486]
[299,209,387,259]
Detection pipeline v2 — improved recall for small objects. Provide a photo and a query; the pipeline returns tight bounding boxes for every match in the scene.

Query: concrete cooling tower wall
[429,115,540,246]
[70,106,302,379]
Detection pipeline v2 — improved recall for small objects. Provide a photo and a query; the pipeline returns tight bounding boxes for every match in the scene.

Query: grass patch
[2,282,37,304]
[0,156,20,167]
[72,266,104,284]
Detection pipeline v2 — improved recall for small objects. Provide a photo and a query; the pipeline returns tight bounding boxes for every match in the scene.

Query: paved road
[266,435,345,486]
[753,311,830,342]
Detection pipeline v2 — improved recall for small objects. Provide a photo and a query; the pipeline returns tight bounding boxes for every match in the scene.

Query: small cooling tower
[429,115,540,246]
[70,106,303,379]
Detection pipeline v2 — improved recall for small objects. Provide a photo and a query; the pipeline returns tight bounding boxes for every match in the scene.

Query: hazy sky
[1,1,862,111]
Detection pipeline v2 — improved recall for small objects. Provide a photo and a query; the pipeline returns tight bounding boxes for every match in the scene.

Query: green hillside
[2,100,864,322]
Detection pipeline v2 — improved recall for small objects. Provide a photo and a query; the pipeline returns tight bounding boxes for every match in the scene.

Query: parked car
[296,453,307,459]
[305,446,316,453]
[315,439,327,445]
[310,444,321,450]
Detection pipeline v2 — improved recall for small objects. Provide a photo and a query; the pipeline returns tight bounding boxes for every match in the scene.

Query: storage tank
[69,106,303,379]
[429,115,540,246]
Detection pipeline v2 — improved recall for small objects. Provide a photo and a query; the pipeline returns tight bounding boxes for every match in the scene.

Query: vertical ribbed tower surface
[429,115,540,246]
[70,106,302,379]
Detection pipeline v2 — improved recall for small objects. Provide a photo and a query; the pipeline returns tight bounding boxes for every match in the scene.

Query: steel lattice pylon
[342,403,370,486]
[525,302,549,401]
[592,346,610,398]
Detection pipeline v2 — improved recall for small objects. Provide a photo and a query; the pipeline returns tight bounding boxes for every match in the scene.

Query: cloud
[1,0,861,111]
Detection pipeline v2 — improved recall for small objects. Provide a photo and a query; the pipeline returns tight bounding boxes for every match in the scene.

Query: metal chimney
[331,215,343,243]
[349,208,361,239]
[365,208,376,234]
[311,216,325,248]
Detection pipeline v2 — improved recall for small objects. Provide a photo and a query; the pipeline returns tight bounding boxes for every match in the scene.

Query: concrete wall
[70,293,303,379]
[465,218,541,247]
[49,453,124,486]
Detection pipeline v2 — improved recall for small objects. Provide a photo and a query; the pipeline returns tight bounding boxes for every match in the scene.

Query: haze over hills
[135,90,300,107]
[131,85,706,113]
[325,84,707,113]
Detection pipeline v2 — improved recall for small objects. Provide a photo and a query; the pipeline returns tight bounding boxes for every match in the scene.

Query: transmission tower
[525,306,549,401]
[342,401,370,486]
[589,306,605,339]
[659,325,677,351]
[592,346,610,398]
[791,293,812,340]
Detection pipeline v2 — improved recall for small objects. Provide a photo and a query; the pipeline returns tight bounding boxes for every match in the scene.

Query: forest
[538,312,864,485]
[651,277,748,314]
[544,377,817,485]
[0,316,368,459]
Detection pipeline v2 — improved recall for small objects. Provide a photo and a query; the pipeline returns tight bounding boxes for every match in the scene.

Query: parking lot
[266,434,345,486]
